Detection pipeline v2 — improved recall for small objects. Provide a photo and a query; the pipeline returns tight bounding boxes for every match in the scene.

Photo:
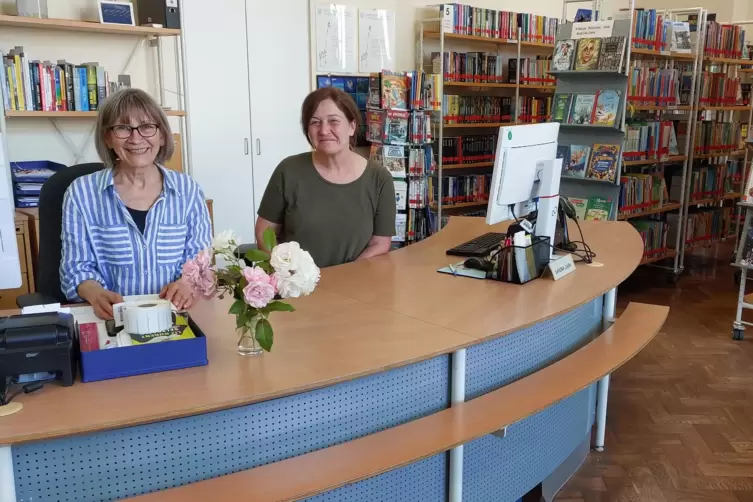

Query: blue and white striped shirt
[60,166,212,301]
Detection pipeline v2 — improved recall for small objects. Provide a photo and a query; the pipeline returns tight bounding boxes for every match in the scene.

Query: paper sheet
[358,9,396,73]
[315,4,357,73]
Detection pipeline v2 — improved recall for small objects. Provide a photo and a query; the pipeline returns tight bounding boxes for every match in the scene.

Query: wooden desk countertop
[0,218,643,445]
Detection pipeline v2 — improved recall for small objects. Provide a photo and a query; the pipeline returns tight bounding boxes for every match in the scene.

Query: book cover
[584,196,613,221]
[671,21,692,53]
[565,145,591,178]
[586,144,620,182]
[575,38,602,70]
[367,73,381,108]
[382,145,407,177]
[551,93,573,122]
[556,144,570,160]
[567,196,589,220]
[568,93,596,124]
[393,213,407,242]
[394,180,408,210]
[369,143,383,165]
[552,40,576,71]
[366,110,385,143]
[593,90,621,126]
[384,110,410,145]
[596,36,625,72]
[380,70,409,110]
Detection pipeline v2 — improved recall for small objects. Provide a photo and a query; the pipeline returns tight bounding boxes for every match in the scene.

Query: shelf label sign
[571,21,614,39]
[442,5,454,33]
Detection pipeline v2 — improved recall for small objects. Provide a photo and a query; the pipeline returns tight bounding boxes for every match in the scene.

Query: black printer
[0,312,76,398]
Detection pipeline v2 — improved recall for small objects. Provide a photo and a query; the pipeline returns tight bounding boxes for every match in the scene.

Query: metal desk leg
[0,445,16,502]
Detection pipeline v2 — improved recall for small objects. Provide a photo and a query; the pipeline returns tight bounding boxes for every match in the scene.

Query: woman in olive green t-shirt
[255,87,396,268]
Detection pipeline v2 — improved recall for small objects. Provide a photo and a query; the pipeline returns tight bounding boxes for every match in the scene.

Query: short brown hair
[301,87,361,148]
[95,88,174,168]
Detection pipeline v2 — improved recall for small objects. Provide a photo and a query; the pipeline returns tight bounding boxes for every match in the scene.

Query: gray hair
[95,88,174,168]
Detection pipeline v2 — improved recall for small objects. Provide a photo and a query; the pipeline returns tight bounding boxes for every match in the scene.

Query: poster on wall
[358,9,396,73]
[315,4,357,73]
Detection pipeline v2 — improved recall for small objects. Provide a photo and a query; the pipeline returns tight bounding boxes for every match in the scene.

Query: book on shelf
[593,90,621,126]
[432,51,504,83]
[440,135,496,165]
[586,144,620,183]
[1,46,131,113]
[670,22,692,53]
[677,207,734,246]
[394,214,407,243]
[551,93,573,122]
[574,38,601,71]
[432,4,558,44]
[632,9,669,52]
[632,220,670,260]
[564,195,614,221]
[684,164,742,202]
[628,61,680,106]
[698,70,743,107]
[564,145,590,178]
[618,173,670,217]
[624,121,679,160]
[694,121,742,154]
[442,95,512,124]
[430,174,491,206]
[394,180,408,211]
[566,196,588,220]
[704,21,745,59]
[550,36,625,72]
[517,96,551,124]
[568,93,597,124]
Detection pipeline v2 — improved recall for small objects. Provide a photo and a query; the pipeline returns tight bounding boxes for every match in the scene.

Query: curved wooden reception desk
[0,218,659,502]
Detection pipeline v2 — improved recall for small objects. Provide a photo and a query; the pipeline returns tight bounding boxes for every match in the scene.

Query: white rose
[212,229,238,252]
[273,245,320,298]
[270,241,301,273]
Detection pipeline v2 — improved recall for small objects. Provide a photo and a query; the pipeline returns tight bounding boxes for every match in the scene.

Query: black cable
[0,381,45,406]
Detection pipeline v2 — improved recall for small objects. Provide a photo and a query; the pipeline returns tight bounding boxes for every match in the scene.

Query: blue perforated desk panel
[12,299,601,502]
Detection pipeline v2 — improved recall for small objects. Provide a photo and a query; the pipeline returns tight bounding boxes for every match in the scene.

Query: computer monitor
[0,132,21,290]
[486,122,560,226]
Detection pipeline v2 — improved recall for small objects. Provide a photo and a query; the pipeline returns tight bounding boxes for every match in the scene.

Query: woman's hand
[77,280,124,320]
[159,279,196,311]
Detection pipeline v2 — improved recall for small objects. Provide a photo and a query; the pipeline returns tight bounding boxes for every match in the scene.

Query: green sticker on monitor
[508,131,512,140]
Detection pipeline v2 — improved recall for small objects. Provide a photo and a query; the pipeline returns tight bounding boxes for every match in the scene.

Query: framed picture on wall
[99,1,135,26]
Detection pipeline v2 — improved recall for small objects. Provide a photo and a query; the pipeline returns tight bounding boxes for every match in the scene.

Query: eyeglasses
[109,123,159,139]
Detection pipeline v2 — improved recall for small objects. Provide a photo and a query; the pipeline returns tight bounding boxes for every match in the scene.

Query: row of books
[632,9,669,51]
[366,110,432,146]
[704,21,745,59]
[618,173,671,217]
[440,135,496,165]
[551,37,625,72]
[2,46,131,112]
[687,164,742,202]
[693,121,743,154]
[624,121,681,160]
[551,90,621,126]
[698,72,744,107]
[430,52,554,86]
[443,95,512,124]
[429,174,491,206]
[370,144,436,179]
[671,207,734,247]
[565,195,614,221]
[436,4,558,44]
[558,144,620,183]
[627,62,684,106]
[394,178,429,210]
[394,208,431,244]
[510,57,554,86]
[632,220,670,260]
[367,70,441,112]
[517,96,550,124]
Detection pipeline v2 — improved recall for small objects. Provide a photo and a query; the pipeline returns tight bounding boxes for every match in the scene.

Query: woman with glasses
[60,88,211,319]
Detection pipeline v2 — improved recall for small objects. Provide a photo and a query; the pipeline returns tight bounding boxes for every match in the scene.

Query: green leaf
[255,318,274,351]
[245,249,270,263]
[262,227,277,251]
[264,301,295,313]
[229,299,246,315]
[236,308,249,330]
[258,261,274,274]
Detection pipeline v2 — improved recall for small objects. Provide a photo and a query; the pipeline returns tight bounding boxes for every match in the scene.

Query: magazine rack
[731,201,753,340]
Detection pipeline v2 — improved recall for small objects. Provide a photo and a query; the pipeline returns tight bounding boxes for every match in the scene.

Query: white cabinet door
[246,0,311,221]
[182,0,255,243]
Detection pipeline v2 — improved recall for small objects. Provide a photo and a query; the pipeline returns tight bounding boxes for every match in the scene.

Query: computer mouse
[464,257,490,271]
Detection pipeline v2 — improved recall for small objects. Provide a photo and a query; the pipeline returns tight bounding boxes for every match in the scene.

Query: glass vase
[237,324,263,356]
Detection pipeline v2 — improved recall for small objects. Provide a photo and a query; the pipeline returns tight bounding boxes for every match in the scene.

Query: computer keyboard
[446,232,506,257]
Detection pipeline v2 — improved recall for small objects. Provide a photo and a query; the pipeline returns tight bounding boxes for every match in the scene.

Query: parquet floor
[556,242,753,502]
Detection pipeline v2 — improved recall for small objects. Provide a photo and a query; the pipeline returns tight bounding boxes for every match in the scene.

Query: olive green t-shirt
[257,153,396,267]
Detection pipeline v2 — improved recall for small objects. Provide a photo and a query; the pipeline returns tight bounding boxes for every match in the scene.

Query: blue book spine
[78,68,89,111]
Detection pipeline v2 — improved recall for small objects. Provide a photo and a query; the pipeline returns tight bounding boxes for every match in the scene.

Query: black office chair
[16,163,106,308]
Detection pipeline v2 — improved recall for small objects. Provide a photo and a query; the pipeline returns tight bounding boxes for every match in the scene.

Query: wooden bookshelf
[688,193,742,207]
[442,162,494,170]
[704,56,753,65]
[618,203,682,221]
[640,249,677,266]
[431,201,488,210]
[622,155,687,167]
[694,150,746,160]
[0,14,180,36]
[443,122,515,128]
[5,110,187,118]
[630,47,695,60]
[698,105,751,112]
[630,104,693,112]
[443,82,517,89]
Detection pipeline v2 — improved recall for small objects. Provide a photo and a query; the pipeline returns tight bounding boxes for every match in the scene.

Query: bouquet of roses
[182,228,320,353]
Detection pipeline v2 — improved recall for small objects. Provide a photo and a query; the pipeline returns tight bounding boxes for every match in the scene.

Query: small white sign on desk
[571,21,614,39]
[548,254,576,280]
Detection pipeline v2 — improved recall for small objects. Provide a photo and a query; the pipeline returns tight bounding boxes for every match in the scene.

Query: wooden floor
[556,242,753,502]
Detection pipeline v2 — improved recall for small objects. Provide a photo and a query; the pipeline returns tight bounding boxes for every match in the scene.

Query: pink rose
[241,266,276,308]
[198,269,217,298]
[182,259,201,284]
[182,248,217,299]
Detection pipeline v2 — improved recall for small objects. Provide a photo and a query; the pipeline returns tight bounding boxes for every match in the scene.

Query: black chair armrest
[16,293,61,309]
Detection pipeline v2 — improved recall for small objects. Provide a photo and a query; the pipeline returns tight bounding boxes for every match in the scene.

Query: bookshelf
[0,14,188,172]
[417,4,558,229]
[677,12,752,271]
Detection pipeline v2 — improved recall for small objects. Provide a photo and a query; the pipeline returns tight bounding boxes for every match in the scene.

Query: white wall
[0,0,179,166]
